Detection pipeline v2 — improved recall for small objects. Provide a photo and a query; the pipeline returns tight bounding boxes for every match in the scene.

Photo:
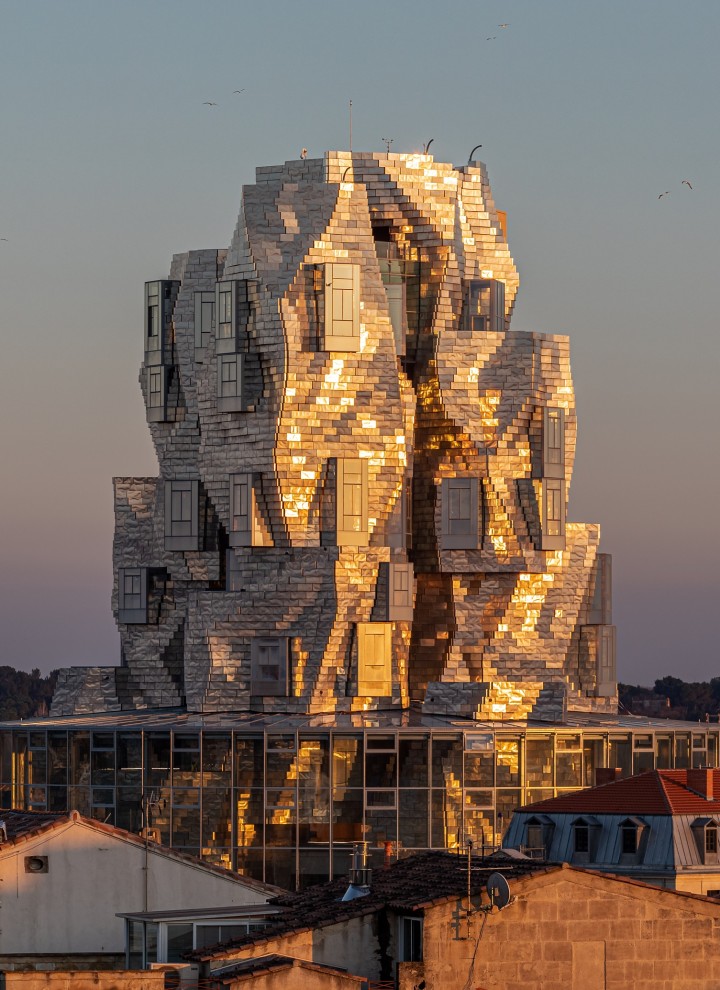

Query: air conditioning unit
[149,963,200,988]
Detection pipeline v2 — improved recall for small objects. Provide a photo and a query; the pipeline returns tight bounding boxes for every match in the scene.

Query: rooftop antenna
[423,138,434,155]
[382,137,393,154]
[349,100,353,155]
[466,838,474,935]
[468,144,483,165]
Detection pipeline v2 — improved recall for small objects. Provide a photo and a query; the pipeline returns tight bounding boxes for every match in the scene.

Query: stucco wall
[1,973,165,990]
[403,866,720,990]
[222,961,365,990]
[0,818,271,955]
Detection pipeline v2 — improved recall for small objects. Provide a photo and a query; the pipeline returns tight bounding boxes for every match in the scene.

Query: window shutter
[322,264,360,351]
[357,623,392,696]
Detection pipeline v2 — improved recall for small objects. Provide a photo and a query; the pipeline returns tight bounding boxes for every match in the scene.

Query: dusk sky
[0,0,718,685]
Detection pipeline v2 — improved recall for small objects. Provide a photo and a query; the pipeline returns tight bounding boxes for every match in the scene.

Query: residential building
[187,849,720,990]
[0,809,277,971]
[504,766,720,895]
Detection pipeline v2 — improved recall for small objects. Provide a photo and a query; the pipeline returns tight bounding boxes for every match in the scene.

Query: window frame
[542,407,565,478]
[541,478,566,550]
[164,480,200,551]
[250,637,290,697]
[357,622,392,697]
[194,290,215,360]
[118,567,149,624]
[321,263,361,351]
[440,477,481,550]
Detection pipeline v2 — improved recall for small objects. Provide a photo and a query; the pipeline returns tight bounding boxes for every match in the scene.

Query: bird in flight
[486,36,496,40]
[682,179,693,189]
[499,23,510,28]
[233,89,245,94]
[203,101,218,106]
[658,191,670,199]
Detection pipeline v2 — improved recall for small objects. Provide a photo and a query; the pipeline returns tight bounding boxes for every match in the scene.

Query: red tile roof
[521,770,720,816]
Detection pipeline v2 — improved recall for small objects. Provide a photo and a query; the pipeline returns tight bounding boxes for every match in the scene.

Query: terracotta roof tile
[520,770,720,816]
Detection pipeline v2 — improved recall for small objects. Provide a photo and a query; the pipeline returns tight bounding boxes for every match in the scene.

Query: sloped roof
[213,955,366,986]
[189,851,551,961]
[0,809,279,895]
[520,770,720,816]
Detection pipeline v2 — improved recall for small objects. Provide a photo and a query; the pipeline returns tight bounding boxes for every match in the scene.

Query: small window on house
[164,480,199,551]
[543,408,565,478]
[217,354,244,412]
[621,824,637,855]
[440,477,481,550]
[526,823,545,857]
[707,826,718,854]
[118,568,148,624]
[250,638,290,697]
[357,622,392,696]
[321,263,360,351]
[574,823,589,854]
[541,479,566,550]
[400,917,423,963]
[336,458,368,546]
[194,290,215,360]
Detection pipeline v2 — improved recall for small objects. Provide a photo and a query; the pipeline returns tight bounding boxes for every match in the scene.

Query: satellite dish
[486,872,511,908]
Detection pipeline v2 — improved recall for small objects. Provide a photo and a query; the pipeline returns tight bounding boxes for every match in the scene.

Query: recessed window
[621,825,637,855]
[376,561,414,621]
[541,479,565,550]
[463,278,505,333]
[144,280,178,366]
[336,458,368,546]
[707,826,718,854]
[574,824,589,854]
[215,280,251,354]
[217,354,244,412]
[543,408,565,478]
[400,917,423,963]
[440,477,481,550]
[146,366,168,422]
[118,568,148,624]
[194,291,215,360]
[250,638,290,697]
[164,480,199,551]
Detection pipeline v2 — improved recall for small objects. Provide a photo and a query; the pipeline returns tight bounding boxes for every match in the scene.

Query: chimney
[687,768,714,800]
[595,768,622,786]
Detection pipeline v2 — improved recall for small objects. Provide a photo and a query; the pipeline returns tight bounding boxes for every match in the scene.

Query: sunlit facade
[0,150,637,888]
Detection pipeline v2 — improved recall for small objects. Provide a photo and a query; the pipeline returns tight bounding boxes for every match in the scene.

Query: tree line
[0,667,58,720]
[620,676,720,723]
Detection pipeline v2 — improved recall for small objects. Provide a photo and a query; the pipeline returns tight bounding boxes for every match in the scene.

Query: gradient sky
[1,0,718,684]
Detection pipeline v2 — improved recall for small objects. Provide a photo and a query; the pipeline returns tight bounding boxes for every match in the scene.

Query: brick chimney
[687,768,714,800]
[595,768,622,786]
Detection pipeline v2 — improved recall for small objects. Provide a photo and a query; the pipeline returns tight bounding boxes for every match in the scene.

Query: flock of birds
[202,89,245,107]
[658,181,693,198]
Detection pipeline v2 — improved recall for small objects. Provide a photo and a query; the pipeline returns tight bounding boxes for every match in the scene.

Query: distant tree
[0,667,58,720]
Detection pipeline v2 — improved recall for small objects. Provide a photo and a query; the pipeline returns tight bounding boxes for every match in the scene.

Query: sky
[0,0,718,685]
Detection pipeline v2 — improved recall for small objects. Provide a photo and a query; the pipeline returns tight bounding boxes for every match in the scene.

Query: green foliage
[0,667,58,721]
[620,676,720,722]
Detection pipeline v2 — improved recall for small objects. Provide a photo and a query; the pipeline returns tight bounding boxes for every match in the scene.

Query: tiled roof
[213,955,366,985]
[0,809,279,895]
[521,770,720,816]
[189,851,552,961]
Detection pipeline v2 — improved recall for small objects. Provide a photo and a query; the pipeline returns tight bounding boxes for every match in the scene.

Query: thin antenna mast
[349,100,352,154]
